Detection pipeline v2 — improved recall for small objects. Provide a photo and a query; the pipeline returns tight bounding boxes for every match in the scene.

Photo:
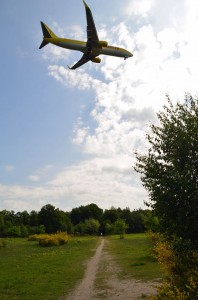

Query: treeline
[0,203,155,237]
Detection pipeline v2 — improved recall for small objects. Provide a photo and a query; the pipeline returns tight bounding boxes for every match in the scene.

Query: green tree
[135,95,198,298]
[104,222,114,235]
[103,207,119,223]
[38,204,60,233]
[114,219,128,239]
[70,203,103,225]
[83,218,100,235]
[29,210,39,227]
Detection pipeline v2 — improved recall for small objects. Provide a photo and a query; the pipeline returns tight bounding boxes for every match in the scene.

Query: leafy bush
[39,235,59,247]
[148,232,198,299]
[28,232,69,247]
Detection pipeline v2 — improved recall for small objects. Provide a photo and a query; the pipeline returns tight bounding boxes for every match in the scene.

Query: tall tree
[70,203,103,225]
[38,204,60,233]
[135,95,198,298]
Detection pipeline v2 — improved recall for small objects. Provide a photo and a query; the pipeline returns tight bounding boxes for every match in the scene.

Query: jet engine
[99,40,108,47]
[91,57,101,63]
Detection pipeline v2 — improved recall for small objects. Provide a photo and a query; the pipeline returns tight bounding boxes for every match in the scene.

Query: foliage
[38,204,71,234]
[149,232,198,299]
[114,219,128,239]
[135,95,198,299]
[70,203,103,225]
[104,222,114,235]
[0,204,151,238]
[83,218,100,235]
[28,232,69,247]
[135,94,198,244]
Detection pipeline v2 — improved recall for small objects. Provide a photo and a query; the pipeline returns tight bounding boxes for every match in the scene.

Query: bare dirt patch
[65,238,160,300]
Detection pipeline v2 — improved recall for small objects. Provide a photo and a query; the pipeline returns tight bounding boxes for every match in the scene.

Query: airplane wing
[69,1,100,70]
[83,0,99,49]
[68,53,95,70]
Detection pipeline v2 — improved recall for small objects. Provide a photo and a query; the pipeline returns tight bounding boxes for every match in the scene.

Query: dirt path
[66,238,160,300]
[66,238,105,300]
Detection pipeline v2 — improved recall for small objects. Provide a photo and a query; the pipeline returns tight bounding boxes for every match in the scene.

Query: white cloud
[28,175,40,182]
[48,156,146,209]
[4,165,15,173]
[27,165,54,182]
[69,25,84,40]
[42,44,70,62]
[124,0,156,18]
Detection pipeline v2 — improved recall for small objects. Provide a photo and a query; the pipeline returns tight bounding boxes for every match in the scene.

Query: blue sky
[1,0,198,212]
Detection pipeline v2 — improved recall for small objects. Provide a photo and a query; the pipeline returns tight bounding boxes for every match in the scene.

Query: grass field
[107,233,164,281]
[0,237,99,300]
[0,234,163,299]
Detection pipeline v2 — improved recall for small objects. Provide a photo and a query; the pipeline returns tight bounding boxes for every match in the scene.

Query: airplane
[39,0,133,70]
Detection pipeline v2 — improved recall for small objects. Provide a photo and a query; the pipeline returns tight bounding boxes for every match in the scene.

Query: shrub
[28,234,45,241]
[148,232,198,299]
[39,235,59,247]
[28,232,69,247]
[55,231,69,245]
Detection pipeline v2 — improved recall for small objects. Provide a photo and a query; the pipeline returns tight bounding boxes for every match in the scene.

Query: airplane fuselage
[45,37,132,59]
[39,0,133,69]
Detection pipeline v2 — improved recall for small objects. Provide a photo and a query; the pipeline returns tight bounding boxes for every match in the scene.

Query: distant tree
[29,225,45,235]
[57,210,72,233]
[70,207,83,225]
[114,219,128,239]
[20,225,29,237]
[130,210,146,233]
[84,203,103,221]
[38,204,60,233]
[29,210,39,227]
[70,203,103,225]
[142,210,159,232]
[103,207,119,223]
[6,226,21,237]
[104,222,114,235]
[14,211,30,226]
[83,218,100,235]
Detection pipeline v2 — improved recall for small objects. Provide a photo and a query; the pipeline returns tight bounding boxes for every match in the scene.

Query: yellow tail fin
[39,22,57,49]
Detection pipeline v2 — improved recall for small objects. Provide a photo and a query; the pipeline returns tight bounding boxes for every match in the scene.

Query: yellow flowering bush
[148,232,198,299]
[28,232,69,247]
[153,241,176,274]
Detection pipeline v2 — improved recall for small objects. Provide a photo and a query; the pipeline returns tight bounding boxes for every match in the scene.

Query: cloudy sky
[1,0,198,212]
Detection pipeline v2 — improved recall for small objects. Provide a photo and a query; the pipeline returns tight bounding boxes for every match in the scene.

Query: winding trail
[65,238,160,300]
